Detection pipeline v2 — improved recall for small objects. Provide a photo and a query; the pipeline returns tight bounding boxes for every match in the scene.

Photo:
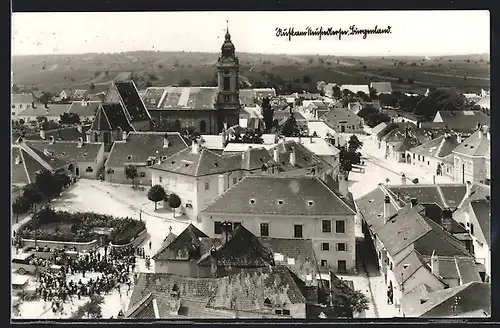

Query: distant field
[12,52,490,94]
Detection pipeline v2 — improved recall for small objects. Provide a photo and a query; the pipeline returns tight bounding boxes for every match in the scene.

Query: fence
[20,238,99,252]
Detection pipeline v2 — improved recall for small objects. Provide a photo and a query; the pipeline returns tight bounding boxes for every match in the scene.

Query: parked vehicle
[12,253,60,275]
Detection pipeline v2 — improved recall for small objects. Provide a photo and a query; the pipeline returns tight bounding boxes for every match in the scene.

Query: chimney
[273,147,279,163]
[163,134,170,148]
[338,171,349,198]
[401,174,406,185]
[410,198,418,207]
[466,181,472,198]
[430,251,439,277]
[44,103,49,109]
[40,129,46,140]
[191,140,198,154]
[441,208,453,233]
[210,246,218,277]
[77,137,84,148]
[289,147,296,167]
[383,195,392,223]
[49,136,55,144]
[457,133,462,144]
[218,174,226,195]
[15,155,21,165]
[122,130,128,141]
[77,124,83,133]
[85,132,91,143]
[242,148,251,170]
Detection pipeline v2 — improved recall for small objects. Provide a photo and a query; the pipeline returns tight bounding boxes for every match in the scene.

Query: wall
[106,164,153,185]
[319,155,340,179]
[149,110,218,134]
[154,259,199,276]
[407,152,442,176]
[12,103,31,116]
[327,118,363,133]
[21,238,98,252]
[453,154,486,184]
[200,213,356,273]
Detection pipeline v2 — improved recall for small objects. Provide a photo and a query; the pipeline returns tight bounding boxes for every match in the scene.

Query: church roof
[143,87,218,111]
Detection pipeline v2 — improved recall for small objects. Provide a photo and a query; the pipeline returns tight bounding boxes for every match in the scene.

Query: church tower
[214,22,240,132]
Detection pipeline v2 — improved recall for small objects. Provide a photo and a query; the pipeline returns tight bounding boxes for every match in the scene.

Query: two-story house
[12,94,34,117]
[452,126,490,185]
[199,176,357,273]
[320,108,364,134]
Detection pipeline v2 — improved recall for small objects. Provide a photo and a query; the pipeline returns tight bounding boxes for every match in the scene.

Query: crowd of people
[33,245,139,315]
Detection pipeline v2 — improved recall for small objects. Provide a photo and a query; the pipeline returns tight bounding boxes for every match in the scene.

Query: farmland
[12,51,489,94]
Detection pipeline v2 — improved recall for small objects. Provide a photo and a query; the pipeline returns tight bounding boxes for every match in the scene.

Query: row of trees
[13,170,71,221]
[147,184,181,216]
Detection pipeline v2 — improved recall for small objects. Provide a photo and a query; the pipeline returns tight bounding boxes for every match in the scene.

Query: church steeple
[215,21,240,133]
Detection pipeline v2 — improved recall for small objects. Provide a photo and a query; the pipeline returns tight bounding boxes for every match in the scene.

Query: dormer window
[278,200,283,205]
[214,162,219,167]
[171,160,175,164]
[127,155,132,160]
[264,298,272,307]
[308,201,314,206]
[250,199,255,204]
[162,156,167,160]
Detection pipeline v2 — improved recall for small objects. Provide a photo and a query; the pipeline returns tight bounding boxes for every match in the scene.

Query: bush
[18,207,146,245]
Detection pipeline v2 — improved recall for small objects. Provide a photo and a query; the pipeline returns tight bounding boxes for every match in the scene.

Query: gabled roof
[370,82,392,94]
[402,282,490,317]
[91,103,133,131]
[393,250,428,285]
[12,93,34,104]
[254,88,276,99]
[388,184,467,210]
[12,147,32,185]
[18,104,70,117]
[372,123,388,137]
[152,224,208,261]
[475,96,490,109]
[470,199,491,245]
[201,176,356,216]
[284,137,340,156]
[268,140,324,171]
[197,225,274,267]
[150,146,242,177]
[73,89,88,98]
[392,137,420,152]
[341,84,370,94]
[125,292,158,319]
[452,128,490,157]
[24,125,90,142]
[239,89,256,106]
[26,140,103,163]
[321,108,363,127]
[114,81,151,122]
[106,132,190,167]
[148,87,218,110]
[67,101,101,117]
[435,111,490,131]
[410,134,460,159]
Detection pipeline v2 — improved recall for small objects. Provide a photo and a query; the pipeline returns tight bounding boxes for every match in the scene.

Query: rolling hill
[12,52,490,94]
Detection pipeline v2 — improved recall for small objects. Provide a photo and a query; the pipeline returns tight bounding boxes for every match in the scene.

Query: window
[139,172,146,178]
[389,261,393,270]
[85,166,94,173]
[214,221,222,235]
[12,112,16,116]
[418,155,421,161]
[204,181,210,190]
[321,243,330,251]
[337,260,347,273]
[470,223,475,235]
[321,260,327,267]
[275,310,282,315]
[199,120,207,133]
[158,176,162,183]
[427,161,430,166]
[336,220,346,233]
[232,177,238,185]
[223,77,230,91]
[413,153,415,159]
[336,243,347,251]
[260,223,269,237]
[322,220,331,233]
[294,224,303,238]
[283,309,290,315]
[422,156,425,162]
[11,105,15,109]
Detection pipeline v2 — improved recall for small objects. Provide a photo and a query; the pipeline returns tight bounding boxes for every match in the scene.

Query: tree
[124,165,138,187]
[280,113,301,137]
[261,97,274,132]
[308,58,313,64]
[167,193,181,217]
[71,295,104,319]
[178,79,191,87]
[35,170,63,200]
[332,85,342,98]
[39,92,52,105]
[12,197,29,223]
[329,280,369,317]
[60,112,81,125]
[369,88,378,99]
[348,135,363,153]
[22,183,43,212]
[148,185,166,210]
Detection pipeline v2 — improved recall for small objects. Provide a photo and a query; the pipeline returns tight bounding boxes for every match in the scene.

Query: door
[337,260,347,273]
[294,224,303,238]
[76,167,80,176]
[341,125,346,133]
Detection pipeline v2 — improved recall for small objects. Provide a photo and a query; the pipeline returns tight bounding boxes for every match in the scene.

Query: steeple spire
[225,20,231,41]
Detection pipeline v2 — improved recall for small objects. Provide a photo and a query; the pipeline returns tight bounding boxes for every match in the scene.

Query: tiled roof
[67,101,101,117]
[223,143,274,153]
[284,137,340,156]
[125,292,158,319]
[321,108,363,126]
[341,85,370,94]
[18,104,70,117]
[114,81,151,122]
[454,256,482,283]
[73,89,87,97]
[241,147,279,171]
[370,82,392,94]
[351,187,396,231]
[377,204,471,258]
[470,199,491,245]
[150,146,242,177]
[201,176,356,216]
[475,96,490,109]
[254,88,276,99]
[392,137,420,152]
[372,123,388,136]
[88,92,106,102]
[438,185,467,208]
[410,134,460,159]
[468,183,490,202]
[436,111,490,131]
[106,132,190,167]
[156,87,218,110]
[12,93,34,104]
[12,147,31,185]
[24,125,90,142]
[206,266,306,311]
[388,185,446,208]
[452,129,490,157]
[268,140,324,171]
[393,250,427,285]
[91,103,133,131]
[239,89,256,106]
[197,225,274,267]
[402,282,490,317]
[152,224,208,261]
[26,140,103,163]
[142,87,168,109]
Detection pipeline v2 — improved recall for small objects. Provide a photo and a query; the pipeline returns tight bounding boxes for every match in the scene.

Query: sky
[12,11,490,56]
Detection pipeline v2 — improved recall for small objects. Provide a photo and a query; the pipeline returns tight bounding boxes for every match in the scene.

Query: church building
[142,26,241,134]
